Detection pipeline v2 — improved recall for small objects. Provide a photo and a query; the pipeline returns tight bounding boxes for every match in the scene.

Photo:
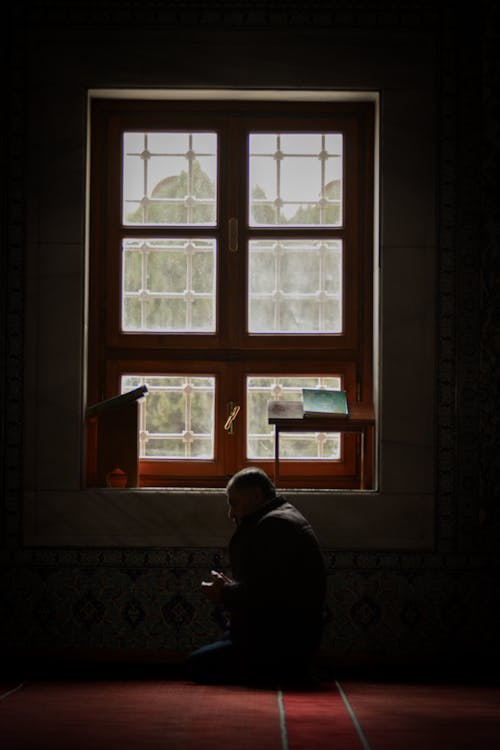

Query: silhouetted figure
[186,467,326,686]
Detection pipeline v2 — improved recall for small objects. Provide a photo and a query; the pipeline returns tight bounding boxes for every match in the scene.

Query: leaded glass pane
[248,239,342,333]
[246,376,342,460]
[122,238,216,332]
[123,132,217,225]
[249,133,343,226]
[121,375,215,459]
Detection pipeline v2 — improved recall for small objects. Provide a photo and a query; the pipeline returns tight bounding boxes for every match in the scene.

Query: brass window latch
[224,402,240,434]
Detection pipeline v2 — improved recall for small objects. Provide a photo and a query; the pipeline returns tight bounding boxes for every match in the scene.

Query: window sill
[23,487,434,550]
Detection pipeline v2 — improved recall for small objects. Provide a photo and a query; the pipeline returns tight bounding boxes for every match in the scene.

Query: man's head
[226,467,276,523]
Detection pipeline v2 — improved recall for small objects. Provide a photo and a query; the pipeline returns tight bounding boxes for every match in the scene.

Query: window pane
[123,132,217,225]
[249,133,342,226]
[246,376,342,459]
[248,239,342,333]
[122,375,215,459]
[122,238,216,332]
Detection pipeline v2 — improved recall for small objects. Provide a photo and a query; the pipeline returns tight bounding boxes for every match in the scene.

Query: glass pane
[122,238,216,332]
[248,239,342,333]
[246,375,342,460]
[121,375,215,459]
[123,132,217,225]
[249,133,343,226]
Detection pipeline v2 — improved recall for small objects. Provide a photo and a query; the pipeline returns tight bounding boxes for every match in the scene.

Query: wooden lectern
[268,399,375,489]
[86,386,148,488]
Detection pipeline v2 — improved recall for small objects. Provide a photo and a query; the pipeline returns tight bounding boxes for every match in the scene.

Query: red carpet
[1,677,499,750]
[0,680,282,750]
[283,684,365,749]
[0,682,22,697]
[340,680,500,750]
[0,682,24,701]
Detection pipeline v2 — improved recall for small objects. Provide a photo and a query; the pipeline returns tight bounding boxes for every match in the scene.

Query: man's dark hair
[226,467,276,501]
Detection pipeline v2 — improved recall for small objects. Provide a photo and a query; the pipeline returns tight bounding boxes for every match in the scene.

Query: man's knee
[185,639,241,684]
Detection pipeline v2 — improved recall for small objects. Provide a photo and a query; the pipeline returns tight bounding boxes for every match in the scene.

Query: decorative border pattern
[435,10,458,553]
[479,1,500,534]
[23,0,441,31]
[2,5,26,557]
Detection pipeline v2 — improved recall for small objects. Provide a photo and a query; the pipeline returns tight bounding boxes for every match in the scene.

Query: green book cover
[302,388,349,417]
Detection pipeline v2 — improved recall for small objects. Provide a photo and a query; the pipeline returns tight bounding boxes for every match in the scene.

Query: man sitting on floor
[186,467,326,685]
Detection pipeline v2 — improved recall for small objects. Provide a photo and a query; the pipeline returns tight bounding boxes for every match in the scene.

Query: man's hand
[201,570,233,605]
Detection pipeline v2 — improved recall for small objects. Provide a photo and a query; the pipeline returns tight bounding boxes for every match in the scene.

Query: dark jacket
[221,496,326,664]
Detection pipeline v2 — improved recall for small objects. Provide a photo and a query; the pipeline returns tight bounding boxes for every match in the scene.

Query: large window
[88,98,374,488]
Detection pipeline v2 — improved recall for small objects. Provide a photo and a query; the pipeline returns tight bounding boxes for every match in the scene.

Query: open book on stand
[302,388,349,417]
[86,385,148,417]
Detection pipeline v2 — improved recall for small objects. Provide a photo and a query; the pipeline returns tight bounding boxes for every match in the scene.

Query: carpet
[0,682,25,702]
[283,683,366,749]
[0,680,282,750]
[339,680,500,750]
[1,677,499,750]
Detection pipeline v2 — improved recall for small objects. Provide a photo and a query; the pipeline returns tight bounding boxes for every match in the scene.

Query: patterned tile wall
[1,549,499,665]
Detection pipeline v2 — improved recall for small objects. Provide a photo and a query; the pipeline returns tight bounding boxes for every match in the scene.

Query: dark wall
[1,0,499,673]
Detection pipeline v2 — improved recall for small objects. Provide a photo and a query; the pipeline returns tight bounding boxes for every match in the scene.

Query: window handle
[224,402,240,434]
[228,217,238,253]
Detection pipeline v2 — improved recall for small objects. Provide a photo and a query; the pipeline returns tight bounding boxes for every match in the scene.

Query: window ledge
[24,488,434,550]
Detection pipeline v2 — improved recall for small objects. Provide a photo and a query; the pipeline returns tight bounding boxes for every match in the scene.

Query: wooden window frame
[88,98,375,488]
